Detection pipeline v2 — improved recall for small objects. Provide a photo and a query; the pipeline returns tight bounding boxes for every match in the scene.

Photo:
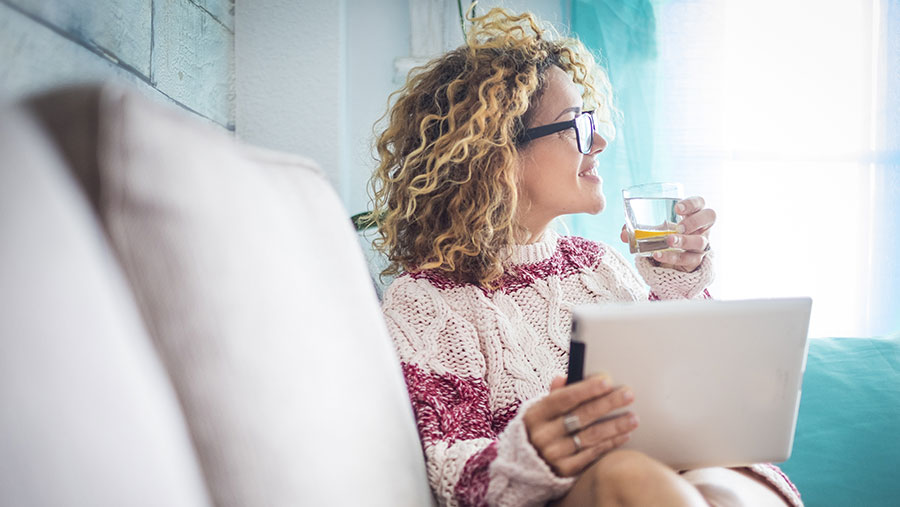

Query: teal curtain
[566,0,661,257]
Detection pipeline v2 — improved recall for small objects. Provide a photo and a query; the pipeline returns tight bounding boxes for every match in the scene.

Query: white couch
[0,84,434,507]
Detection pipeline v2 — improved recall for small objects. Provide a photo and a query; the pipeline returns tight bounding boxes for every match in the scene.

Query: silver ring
[563,414,581,434]
[572,434,583,453]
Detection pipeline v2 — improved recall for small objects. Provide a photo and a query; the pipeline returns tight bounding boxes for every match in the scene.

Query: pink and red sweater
[381,231,802,507]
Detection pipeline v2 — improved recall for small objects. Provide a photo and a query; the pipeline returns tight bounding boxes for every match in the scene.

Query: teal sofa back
[779,335,900,506]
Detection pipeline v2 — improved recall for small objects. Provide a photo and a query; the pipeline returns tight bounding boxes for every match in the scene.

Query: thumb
[550,376,567,392]
[620,225,628,243]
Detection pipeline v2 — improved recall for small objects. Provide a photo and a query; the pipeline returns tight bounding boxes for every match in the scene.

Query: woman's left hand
[620,196,716,273]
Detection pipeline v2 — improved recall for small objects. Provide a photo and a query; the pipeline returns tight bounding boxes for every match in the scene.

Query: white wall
[236,0,567,216]
[345,0,410,214]
[235,0,346,192]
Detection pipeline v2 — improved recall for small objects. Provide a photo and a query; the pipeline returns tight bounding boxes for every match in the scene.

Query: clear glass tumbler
[623,182,684,256]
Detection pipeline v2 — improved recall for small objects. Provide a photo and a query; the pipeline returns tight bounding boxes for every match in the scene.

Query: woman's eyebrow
[553,106,582,121]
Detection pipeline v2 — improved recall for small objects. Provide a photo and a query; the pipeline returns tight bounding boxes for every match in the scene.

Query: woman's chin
[587,196,606,214]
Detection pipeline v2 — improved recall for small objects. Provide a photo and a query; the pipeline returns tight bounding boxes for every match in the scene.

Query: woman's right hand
[523,375,639,477]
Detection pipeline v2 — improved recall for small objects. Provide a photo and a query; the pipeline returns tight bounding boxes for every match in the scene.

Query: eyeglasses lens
[576,113,593,154]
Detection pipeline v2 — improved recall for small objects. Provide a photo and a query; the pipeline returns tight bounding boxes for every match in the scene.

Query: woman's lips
[578,164,601,182]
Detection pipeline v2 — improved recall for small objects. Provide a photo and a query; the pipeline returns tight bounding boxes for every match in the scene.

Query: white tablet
[568,298,812,470]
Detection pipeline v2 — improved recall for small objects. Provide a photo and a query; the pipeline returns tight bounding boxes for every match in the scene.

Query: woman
[369,8,801,507]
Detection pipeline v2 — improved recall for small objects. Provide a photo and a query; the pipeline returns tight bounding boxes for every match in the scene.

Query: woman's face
[516,65,608,235]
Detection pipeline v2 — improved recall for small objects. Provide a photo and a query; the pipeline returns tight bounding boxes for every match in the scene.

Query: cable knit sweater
[382,231,802,507]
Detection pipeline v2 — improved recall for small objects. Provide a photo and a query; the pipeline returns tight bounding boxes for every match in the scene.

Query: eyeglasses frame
[517,110,596,154]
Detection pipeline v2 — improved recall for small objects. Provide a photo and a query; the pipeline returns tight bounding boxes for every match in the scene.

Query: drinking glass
[623,182,684,256]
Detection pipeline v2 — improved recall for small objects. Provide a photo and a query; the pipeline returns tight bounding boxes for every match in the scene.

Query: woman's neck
[516,213,554,244]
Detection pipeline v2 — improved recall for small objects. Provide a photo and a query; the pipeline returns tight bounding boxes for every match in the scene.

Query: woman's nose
[590,130,607,154]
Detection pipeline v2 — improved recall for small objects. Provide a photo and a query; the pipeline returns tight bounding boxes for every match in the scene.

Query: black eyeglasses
[518,110,597,154]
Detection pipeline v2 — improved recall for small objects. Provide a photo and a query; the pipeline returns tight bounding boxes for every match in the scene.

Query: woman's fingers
[652,248,706,270]
[667,233,709,253]
[527,380,613,449]
[577,412,639,449]
[676,207,716,235]
[551,432,632,477]
[654,196,714,272]
[567,386,634,433]
[528,385,636,453]
[525,377,640,477]
[525,375,613,426]
[543,415,636,473]
[549,376,567,392]
[675,196,706,216]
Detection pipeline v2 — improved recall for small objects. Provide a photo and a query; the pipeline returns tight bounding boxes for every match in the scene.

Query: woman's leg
[550,450,707,507]
[679,467,791,507]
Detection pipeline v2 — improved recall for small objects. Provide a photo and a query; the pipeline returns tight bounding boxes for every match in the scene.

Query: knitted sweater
[382,231,802,507]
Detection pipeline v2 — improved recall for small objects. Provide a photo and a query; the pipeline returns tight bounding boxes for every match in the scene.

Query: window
[571,0,899,337]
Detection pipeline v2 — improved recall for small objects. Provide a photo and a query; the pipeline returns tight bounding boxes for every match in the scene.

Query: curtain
[566,0,659,260]
[568,0,900,338]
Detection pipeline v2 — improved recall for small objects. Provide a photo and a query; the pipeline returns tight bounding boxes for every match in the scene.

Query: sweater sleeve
[590,243,713,301]
[383,276,573,507]
[633,251,715,300]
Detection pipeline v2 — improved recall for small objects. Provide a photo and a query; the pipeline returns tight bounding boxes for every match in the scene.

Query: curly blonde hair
[368,7,614,288]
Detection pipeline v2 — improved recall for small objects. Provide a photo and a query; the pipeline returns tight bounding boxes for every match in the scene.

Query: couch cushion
[0,106,210,507]
[75,84,432,506]
[779,335,900,506]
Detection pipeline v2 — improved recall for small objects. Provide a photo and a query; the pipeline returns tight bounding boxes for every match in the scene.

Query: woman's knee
[593,450,660,479]
[587,450,670,495]
[571,450,707,506]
